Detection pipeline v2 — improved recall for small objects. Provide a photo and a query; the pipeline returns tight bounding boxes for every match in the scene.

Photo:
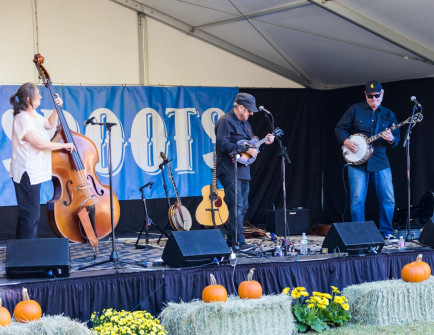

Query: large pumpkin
[401,254,431,283]
[13,288,42,323]
[0,298,12,327]
[202,274,228,303]
[238,268,262,299]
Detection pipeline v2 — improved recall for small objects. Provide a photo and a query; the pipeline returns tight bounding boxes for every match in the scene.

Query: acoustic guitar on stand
[195,148,229,227]
[160,152,192,231]
[237,128,283,166]
[342,113,423,165]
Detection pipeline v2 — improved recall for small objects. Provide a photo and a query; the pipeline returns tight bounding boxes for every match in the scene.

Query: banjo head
[170,205,192,231]
[342,134,373,165]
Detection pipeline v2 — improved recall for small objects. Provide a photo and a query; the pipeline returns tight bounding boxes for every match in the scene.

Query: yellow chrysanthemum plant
[282,285,351,333]
[90,308,168,335]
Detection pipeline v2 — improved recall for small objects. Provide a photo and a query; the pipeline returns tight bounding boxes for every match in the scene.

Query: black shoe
[239,242,255,251]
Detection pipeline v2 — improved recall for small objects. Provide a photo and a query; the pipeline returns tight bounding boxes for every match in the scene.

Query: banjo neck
[159,152,182,206]
[366,118,410,144]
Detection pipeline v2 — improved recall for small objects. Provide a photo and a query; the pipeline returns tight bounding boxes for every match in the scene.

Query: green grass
[305,321,434,335]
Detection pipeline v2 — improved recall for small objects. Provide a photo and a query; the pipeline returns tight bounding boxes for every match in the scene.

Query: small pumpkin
[401,254,432,283]
[13,288,42,323]
[202,274,228,303]
[238,268,262,299]
[0,298,12,327]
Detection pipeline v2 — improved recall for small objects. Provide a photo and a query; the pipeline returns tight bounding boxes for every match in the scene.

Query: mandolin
[195,147,229,227]
[160,152,192,231]
[237,128,283,166]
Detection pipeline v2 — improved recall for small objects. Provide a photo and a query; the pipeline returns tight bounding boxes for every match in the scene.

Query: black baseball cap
[365,80,383,93]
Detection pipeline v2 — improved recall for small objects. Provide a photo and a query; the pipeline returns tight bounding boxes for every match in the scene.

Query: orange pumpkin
[13,288,42,323]
[202,274,228,303]
[238,268,262,299]
[0,298,12,327]
[401,254,432,283]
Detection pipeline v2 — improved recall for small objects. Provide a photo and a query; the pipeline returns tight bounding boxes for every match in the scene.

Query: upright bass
[33,54,120,248]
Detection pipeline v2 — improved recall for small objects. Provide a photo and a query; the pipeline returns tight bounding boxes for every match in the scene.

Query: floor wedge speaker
[419,219,434,248]
[162,230,231,268]
[322,221,385,255]
[6,238,70,279]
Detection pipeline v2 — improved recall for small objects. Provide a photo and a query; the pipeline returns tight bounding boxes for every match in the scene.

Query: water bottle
[300,233,308,255]
[398,236,405,251]
[274,245,282,257]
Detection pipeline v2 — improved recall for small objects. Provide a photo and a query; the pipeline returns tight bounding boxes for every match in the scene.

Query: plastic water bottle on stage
[398,236,405,250]
[274,245,282,257]
[300,233,308,255]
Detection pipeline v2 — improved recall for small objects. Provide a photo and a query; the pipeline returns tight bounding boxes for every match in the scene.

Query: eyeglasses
[366,93,381,99]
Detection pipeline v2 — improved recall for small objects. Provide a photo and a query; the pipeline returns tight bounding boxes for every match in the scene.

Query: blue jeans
[218,174,250,246]
[13,172,41,239]
[348,166,395,237]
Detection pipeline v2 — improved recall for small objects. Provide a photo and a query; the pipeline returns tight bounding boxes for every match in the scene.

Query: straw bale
[342,276,434,325]
[160,294,295,335]
[0,315,91,335]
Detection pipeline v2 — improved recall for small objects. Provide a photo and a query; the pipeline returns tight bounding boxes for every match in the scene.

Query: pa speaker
[419,219,434,248]
[322,221,384,255]
[265,209,309,235]
[162,230,231,268]
[6,238,70,279]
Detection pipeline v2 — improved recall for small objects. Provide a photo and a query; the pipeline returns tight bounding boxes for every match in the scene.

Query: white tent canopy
[112,0,434,89]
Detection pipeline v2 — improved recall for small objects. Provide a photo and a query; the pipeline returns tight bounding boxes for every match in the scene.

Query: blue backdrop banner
[0,85,238,206]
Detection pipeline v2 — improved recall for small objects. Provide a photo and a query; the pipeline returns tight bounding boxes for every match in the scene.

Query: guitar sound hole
[214,197,222,207]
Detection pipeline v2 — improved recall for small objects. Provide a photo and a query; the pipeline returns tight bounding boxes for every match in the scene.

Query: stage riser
[1,250,433,322]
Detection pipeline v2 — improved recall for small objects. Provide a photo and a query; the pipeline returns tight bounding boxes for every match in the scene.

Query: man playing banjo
[335,80,400,241]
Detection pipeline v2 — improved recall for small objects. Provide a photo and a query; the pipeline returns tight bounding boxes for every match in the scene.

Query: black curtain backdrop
[1,78,433,239]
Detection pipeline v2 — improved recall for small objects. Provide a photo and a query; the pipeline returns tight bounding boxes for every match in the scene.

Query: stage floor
[0,231,428,285]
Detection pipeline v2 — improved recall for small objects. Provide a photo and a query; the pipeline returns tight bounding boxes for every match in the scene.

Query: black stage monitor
[322,221,385,255]
[6,238,70,279]
[162,230,231,268]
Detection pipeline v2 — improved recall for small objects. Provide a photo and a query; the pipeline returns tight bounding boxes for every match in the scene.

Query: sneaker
[239,242,255,251]
[384,234,398,242]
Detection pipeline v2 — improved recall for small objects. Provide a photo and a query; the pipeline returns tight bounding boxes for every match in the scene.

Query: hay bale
[0,315,91,335]
[160,295,295,335]
[343,276,434,325]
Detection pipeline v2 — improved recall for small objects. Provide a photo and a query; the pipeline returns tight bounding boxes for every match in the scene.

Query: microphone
[410,96,422,108]
[84,117,96,126]
[259,106,272,114]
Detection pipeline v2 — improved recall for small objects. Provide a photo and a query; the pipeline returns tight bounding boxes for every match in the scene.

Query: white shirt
[10,111,52,185]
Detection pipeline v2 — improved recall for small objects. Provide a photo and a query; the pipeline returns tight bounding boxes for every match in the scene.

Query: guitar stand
[135,182,162,249]
[156,160,173,245]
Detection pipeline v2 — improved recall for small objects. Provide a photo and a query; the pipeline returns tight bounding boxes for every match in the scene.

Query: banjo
[160,152,192,231]
[342,113,423,165]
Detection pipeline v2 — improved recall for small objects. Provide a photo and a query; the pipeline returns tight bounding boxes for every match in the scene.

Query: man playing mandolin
[335,80,400,241]
[215,92,274,251]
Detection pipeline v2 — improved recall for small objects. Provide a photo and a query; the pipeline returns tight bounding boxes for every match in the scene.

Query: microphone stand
[229,149,242,254]
[263,112,291,255]
[79,121,120,272]
[402,103,422,242]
